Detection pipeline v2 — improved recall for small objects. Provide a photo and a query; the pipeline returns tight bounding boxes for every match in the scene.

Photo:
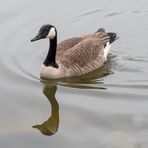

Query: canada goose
[31,24,118,79]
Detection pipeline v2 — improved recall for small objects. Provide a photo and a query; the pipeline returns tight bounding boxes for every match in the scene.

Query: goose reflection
[33,82,59,136]
[32,54,116,136]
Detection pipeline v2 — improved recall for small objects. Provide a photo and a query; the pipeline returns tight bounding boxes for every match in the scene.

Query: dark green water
[0,0,148,147]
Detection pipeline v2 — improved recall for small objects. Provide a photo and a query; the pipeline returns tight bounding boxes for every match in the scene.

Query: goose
[31,24,118,79]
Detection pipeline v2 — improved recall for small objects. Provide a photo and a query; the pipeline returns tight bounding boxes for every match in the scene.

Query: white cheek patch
[47,27,56,39]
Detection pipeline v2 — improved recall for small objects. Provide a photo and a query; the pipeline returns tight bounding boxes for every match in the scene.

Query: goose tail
[96,28,119,44]
[107,32,119,44]
[96,28,105,33]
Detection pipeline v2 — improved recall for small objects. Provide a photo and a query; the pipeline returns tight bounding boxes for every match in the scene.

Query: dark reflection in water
[33,83,59,136]
[59,54,116,89]
[32,55,114,136]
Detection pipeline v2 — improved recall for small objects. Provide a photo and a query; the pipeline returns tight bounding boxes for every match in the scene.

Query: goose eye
[40,29,49,37]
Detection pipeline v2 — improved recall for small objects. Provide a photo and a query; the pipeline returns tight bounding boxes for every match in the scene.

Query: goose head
[31,24,57,42]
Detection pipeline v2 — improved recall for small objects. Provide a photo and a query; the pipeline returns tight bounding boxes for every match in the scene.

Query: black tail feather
[107,32,119,44]
[96,28,119,43]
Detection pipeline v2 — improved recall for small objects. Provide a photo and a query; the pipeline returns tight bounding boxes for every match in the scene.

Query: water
[0,0,148,147]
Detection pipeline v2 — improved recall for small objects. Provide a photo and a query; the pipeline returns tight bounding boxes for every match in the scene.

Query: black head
[31,24,56,42]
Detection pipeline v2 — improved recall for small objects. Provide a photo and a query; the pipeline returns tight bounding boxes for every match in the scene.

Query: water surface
[0,0,148,147]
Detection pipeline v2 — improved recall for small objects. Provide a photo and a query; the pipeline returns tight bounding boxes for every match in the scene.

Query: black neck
[43,36,59,68]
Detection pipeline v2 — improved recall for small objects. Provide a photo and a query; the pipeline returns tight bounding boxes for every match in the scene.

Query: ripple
[78,8,103,17]
[124,56,148,63]
[105,12,122,17]
[106,83,148,90]
[115,64,143,73]
[132,10,141,14]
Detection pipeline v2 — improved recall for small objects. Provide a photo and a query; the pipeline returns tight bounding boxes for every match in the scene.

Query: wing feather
[58,32,110,76]
[57,37,82,57]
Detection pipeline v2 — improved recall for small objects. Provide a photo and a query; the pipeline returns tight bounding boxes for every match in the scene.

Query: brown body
[55,32,110,77]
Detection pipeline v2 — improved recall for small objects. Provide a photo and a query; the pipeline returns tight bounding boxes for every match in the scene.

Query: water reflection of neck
[33,85,59,136]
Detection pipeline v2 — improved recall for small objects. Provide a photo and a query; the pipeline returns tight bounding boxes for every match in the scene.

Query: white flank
[103,42,111,61]
[47,27,56,39]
